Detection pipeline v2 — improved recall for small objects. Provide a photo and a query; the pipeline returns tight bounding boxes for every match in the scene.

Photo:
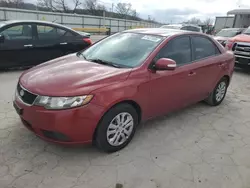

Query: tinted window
[181,26,200,32]
[0,24,32,40]
[155,36,191,66]
[192,36,220,61]
[37,25,67,40]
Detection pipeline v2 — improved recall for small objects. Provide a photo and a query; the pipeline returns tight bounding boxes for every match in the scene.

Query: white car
[77,31,91,38]
[160,24,202,33]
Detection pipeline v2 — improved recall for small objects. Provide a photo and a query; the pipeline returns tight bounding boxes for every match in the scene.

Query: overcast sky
[29,0,250,23]
[100,0,250,23]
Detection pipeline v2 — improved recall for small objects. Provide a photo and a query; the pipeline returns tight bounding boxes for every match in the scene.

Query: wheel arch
[92,100,142,142]
[222,75,230,86]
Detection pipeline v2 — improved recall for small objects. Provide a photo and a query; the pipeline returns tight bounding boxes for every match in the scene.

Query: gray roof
[227,9,250,15]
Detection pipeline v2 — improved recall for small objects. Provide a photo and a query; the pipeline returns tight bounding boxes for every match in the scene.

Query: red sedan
[14,28,235,152]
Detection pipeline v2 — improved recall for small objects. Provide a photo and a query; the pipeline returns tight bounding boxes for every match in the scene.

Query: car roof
[124,28,192,37]
[162,24,183,27]
[0,20,73,31]
[221,28,243,31]
[161,24,201,28]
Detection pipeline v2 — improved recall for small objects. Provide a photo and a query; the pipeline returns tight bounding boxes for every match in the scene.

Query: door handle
[218,63,226,67]
[24,44,33,47]
[60,42,67,45]
[188,71,196,76]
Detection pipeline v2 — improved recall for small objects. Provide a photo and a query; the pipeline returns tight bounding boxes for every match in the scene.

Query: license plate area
[13,102,23,115]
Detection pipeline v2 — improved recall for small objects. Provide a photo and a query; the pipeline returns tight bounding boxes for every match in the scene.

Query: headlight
[34,95,93,110]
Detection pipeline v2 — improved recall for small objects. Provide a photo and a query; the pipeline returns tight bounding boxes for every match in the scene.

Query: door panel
[148,35,201,117]
[191,36,223,98]
[32,24,64,65]
[148,67,199,118]
[0,24,35,68]
[57,33,89,55]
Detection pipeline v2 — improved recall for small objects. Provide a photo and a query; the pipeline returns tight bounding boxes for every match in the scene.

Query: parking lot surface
[1,36,250,187]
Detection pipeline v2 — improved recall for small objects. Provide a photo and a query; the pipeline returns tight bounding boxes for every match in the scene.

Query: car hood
[231,34,250,43]
[19,54,132,96]
[213,36,229,41]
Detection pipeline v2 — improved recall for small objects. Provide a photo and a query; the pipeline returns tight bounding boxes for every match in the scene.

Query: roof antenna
[52,18,58,23]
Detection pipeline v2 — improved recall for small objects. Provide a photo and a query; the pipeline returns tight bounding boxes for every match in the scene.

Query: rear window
[37,25,68,40]
[192,36,220,61]
[182,26,201,32]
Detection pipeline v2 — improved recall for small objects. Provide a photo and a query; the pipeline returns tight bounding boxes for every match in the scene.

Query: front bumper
[14,96,105,145]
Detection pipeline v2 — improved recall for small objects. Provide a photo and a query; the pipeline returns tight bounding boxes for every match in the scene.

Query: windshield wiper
[87,58,123,68]
[77,53,87,59]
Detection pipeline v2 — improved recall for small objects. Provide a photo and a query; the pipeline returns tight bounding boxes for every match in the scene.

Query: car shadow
[0,67,29,73]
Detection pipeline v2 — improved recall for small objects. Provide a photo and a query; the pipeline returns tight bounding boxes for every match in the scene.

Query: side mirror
[236,31,241,35]
[154,58,176,71]
[0,34,4,43]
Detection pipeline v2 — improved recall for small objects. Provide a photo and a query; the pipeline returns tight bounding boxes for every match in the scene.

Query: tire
[205,77,228,106]
[95,103,138,153]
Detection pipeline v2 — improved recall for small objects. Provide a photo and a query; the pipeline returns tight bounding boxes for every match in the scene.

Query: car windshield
[0,22,5,28]
[243,27,250,35]
[79,32,164,68]
[216,29,240,37]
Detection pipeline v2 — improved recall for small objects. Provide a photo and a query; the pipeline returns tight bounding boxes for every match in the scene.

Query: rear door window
[0,24,33,40]
[192,36,220,61]
[36,25,68,40]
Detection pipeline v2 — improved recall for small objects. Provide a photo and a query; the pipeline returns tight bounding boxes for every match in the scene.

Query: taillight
[225,40,234,50]
[83,38,92,45]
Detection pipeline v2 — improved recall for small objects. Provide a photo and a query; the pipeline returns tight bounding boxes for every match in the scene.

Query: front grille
[235,43,250,52]
[17,83,38,105]
[233,43,250,64]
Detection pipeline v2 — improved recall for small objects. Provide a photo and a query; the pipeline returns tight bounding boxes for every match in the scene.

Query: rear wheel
[95,104,138,152]
[205,77,228,106]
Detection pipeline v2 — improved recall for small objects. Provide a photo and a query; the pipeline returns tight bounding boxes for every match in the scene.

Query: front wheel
[205,77,228,106]
[95,104,138,152]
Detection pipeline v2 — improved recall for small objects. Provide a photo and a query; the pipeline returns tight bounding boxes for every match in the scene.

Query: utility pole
[237,0,242,7]
[103,9,106,28]
[111,3,114,12]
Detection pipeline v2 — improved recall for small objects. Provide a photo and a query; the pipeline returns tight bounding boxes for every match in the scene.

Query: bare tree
[83,0,98,13]
[131,9,138,18]
[115,3,132,18]
[38,0,57,11]
[185,17,202,25]
[54,0,69,12]
[83,0,105,15]
[72,0,82,13]
[203,18,213,26]
[0,0,24,8]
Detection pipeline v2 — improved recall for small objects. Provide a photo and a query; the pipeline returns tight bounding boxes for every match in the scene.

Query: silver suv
[160,24,202,32]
